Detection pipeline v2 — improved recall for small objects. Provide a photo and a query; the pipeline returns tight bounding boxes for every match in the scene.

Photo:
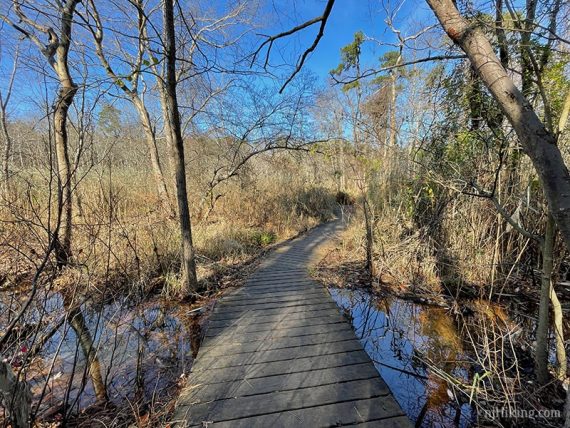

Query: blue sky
[263,0,433,81]
[0,0,436,118]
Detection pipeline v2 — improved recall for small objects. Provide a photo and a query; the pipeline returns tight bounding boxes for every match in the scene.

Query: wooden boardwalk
[173,220,412,427]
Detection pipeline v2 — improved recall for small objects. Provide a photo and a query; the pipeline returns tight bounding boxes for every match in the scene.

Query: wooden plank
[217,294,326,309]
[229,283,318,293]
[198,331,358,358]
[174,220,411,427]
[192,339,364,371]
[202,321,354,346]
[247,271,310,280]
[188,350,373,385]
[353,418,414,428]
[206,307,342,329]
[179,378,394,425]
[179,363,381,404]
[205,312,344,335]
[244,278,314,287]
[227,281,318,292]
[208,301,338,322]
[213,297,327,314]
[178,399,410,427]
[220,286,326,303]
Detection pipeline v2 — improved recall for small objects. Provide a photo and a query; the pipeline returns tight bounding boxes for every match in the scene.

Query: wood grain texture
[173,220,411,427]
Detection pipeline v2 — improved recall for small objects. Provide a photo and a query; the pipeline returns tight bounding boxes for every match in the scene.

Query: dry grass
[0,156,337,298]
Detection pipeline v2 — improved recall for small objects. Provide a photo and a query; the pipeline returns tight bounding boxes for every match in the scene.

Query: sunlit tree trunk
[131,97,172,206]
[363,197,376,277]
[426,0,570,256]
[0,102,12,198]
[0,47,18,199]
[550,279,567,381]
[536,215,555,383]
[53,85,77,267]
[51,1,81,267]
[162,0,198,296]
[536,215,567,383]
[389,70,398,148]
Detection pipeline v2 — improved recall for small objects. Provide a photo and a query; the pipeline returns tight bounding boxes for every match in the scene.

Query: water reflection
[66,304,108,403]
[1,291,201,424]
[329,288,473,428]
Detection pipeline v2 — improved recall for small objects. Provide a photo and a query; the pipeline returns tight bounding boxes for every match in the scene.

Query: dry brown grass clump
[0,161,337,297]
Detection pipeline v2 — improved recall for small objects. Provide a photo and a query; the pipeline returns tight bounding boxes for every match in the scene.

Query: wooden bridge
[173,220,412,427]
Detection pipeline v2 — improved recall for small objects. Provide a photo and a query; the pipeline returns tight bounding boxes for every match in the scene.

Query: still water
[329,288,474,427]
[1,291,203,424]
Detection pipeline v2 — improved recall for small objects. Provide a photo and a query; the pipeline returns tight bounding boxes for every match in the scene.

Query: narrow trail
[173,219,411,427]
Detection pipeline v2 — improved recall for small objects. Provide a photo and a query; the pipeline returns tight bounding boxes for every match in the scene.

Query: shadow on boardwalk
[172,218,412,427]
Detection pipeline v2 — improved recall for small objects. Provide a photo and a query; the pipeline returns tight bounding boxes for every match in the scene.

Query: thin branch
[250,0,336,94]
[331,54,467,85]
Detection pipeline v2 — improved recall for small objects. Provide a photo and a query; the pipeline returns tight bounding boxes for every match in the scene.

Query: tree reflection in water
[330,288,473,428]
[0,291,200,424]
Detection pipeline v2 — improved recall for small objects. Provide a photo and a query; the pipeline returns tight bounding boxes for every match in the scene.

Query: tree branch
[331,54,467,85]
[250,0,336,94]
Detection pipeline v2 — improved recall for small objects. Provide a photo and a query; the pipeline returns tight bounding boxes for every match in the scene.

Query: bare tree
[86,0,172,212]
[2,0,81,267]
[162,0,198,295]
[0,45,19,198]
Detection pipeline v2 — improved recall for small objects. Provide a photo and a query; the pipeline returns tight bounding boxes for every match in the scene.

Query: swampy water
[1,292,204,423]
[2,284,545,426]
[329,288,474,428]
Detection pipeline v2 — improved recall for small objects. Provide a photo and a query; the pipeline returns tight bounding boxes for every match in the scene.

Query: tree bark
[53,84,77,267]
[550,281,567,380]
[559,90,570,136]
[131,96,172,208]
[363,197,376,277]
[495,0,508,69]
[536,215,555,384]
[0,46,18,199]
[425,0,570,254]
[0,103,12,198]
[162,0,198,296]
[51,1,81,267]
[520,0,537,98]
[565,381,570,428]
[0,362,31,428]
[389,71,398,147]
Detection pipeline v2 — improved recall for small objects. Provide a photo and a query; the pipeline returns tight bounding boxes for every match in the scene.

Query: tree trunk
[53,84,77,267]
[0,362,31,428]
[339,143,346,191]
[550,282,567,380]
[363,198,375,277]
[536,215,555,384]
[0,104,12,198]
[162,0,198,296]
[559,90,570,136]
[495,0,509,69]
[425,0,570,254]
[131,96,172,211]
[51,0,81,268]
[0,47,18,199]
[389,71,398,148]
[520,0,537,98]
[565,381,570,428]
